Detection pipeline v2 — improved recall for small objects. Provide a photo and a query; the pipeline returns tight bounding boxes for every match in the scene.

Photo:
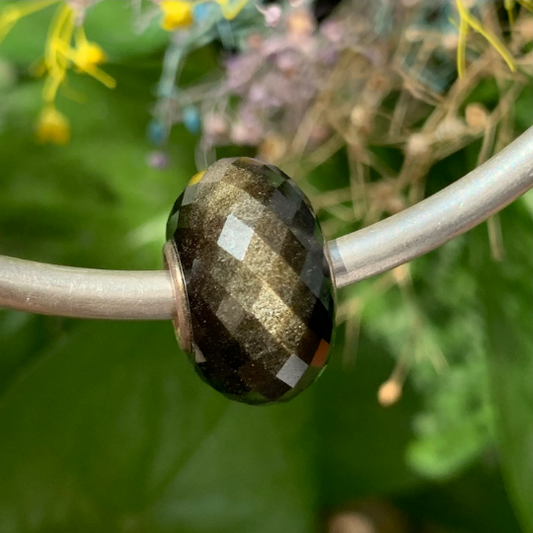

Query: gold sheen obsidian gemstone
[166,157,335,404]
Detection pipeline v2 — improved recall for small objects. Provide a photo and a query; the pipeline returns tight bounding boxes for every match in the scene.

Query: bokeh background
[0,1,531,532]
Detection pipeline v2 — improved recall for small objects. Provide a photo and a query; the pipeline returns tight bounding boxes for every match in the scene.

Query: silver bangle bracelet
[1,127,532,404]
[1,126,531,321]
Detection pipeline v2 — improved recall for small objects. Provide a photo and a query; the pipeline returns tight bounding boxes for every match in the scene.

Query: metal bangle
[0,126,532,320]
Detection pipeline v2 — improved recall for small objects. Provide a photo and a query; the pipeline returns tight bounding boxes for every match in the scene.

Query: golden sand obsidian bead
[166,157,335,404]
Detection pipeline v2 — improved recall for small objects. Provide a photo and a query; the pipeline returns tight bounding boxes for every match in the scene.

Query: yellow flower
[160,1,194,31]
[35,106,71,145]
[67,36,116,88]
[73,41,107,70]
[0,1,116,143]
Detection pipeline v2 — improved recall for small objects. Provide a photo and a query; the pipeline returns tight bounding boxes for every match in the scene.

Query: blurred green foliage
[0,2,531,532]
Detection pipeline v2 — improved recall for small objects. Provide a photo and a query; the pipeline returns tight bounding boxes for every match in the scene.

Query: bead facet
[166,157,335,404]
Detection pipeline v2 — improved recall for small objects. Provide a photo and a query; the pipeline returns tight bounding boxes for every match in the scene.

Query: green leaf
[0,311,66,396]
[314,330,421,506]
[472,202,533,533]
[0,320,226,528]
[143,400,316,533]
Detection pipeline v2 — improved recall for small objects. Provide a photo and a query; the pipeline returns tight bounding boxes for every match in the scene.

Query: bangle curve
[1,126,532,320]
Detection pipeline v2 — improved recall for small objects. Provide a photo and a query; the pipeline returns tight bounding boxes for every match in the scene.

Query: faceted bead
[166,157,335,404]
